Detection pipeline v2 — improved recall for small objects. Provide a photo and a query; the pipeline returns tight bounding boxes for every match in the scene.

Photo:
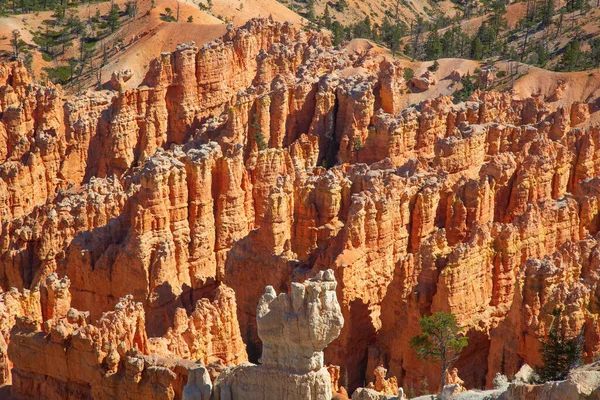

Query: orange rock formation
[7,274,241,399]
[0,16,599,398]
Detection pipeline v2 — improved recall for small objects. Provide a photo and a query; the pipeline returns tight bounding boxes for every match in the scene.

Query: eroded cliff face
[1,16,600,398]
[7,273,237,399]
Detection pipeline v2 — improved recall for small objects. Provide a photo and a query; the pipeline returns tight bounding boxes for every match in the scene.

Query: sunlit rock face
[6,273,235,399]
[213,270,343,400]
[1,15,600,397]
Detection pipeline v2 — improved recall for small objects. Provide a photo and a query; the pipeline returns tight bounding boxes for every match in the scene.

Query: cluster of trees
[560,38,600,71]
[320,11,408,52]
[0,0,107,15]
[297,0,407,52]
[2,0,142,86]
[409,308,584,397]
[20,0,137,86]
[302,0,600,74]
[511,0,594,70]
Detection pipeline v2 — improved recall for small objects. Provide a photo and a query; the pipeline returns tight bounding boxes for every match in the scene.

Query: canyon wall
[7,270,344,400]
[6,273,231,399]
[1,17,600,397]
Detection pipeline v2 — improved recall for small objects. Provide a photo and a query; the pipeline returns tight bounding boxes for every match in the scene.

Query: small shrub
[353,137,363,152]
[255,132,268,151]
[454,72,477,102]
[160,7,176,22]
[421,376,429,395]
[403,68,414,81]
[428,60,439,72]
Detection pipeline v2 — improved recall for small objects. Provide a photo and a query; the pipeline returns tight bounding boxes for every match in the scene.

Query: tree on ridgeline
[10,29,26,60]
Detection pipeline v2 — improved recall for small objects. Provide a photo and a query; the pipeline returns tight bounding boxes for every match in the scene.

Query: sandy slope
[307,0,459,26]
[207,0,304,24]
[96,0,226,88]
[0,0,305,88]
[510,64,600,125]
[0,0,226,87]
[340,39,600,119]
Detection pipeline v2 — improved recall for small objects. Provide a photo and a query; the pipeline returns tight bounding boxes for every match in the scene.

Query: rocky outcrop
[110,69,133,91]
[0,285,41,384]
[504,362,600,400]
[384,362,600,400]
[367,366,400,396]
[409,71,436,92]
[148,284,247,366]
[7,276,237,399]
[351,388,401,400]
[213,270,343,400]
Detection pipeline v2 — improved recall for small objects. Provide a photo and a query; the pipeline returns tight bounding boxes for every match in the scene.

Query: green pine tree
[562,41,581,71]
[536,308,583,383]
[409,312,468,389]
[107,4,120,32]
[424,30,442,60]
[470,36,483,60]
[591,38,600,68]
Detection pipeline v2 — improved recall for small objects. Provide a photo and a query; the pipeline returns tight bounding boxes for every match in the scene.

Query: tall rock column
[185,143,222,287]
[167,42,200,144]
[213,270,344,400]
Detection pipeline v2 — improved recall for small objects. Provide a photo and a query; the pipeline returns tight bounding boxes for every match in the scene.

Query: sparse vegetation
[454,72,477,102]
[1,0,142,89]
[428,60,439,72]
[198,0,212,11]
[0,0,109,14]
[161,7,176,22]
[125,1,138,18]
[252,113,267,151]
[255,133,268,151]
